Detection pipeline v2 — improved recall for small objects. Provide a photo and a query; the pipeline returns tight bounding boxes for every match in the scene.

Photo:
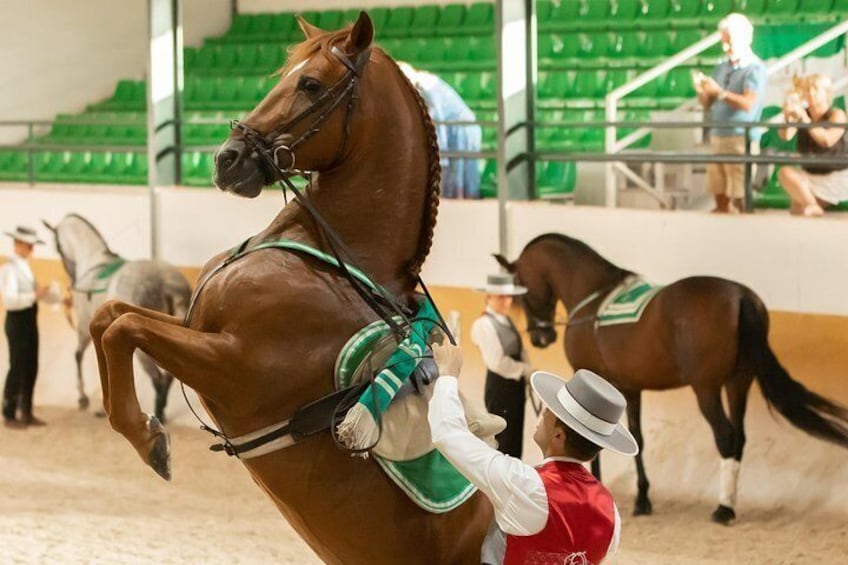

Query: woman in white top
[470,274,534,458]
[1,226,48,428]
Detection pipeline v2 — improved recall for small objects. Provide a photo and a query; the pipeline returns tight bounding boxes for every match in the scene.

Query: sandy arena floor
[1,299,848,563]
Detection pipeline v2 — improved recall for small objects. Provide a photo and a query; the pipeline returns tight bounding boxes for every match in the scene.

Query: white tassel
[336,404,380,455]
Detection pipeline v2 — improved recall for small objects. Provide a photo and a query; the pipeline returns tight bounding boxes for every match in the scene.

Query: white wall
[0,0,230,136]
[3,185,848,316]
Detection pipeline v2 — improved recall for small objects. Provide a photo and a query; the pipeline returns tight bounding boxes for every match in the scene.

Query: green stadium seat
[610,0,641,23]
[638,29,671,59]
[540,0,580,32]
[458,72,496,109]
[538,71,573,108]
[798,0,836,22]
[182,151,215,187]
[668,0,701,20]
[366,7,391,34]
[437,4,466,35]
[0,151,30,182]
[586,32,613,59]
[754,168,791,209]
[479,159,497,198]
[670,29,705,55]
[609,31,640,60]
[536,160,576,198]
[461,2,495,35]
[540,127,583,150]
[661,68,696,100]
[579,0,611,30]
[570,71,604,101]
[765,0,801,23]
[734,0,768,16]
[247,14,274,40]
[383,6,415,37]
[316,10,343,30]
[638,0,672,30]
[270,13,298,40]
[701,0,735,23]
[342,9,363,26]
[415,37,453,69]
[410,5,440,36]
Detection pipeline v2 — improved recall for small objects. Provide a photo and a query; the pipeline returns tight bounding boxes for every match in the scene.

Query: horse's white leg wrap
[719,457,741,508]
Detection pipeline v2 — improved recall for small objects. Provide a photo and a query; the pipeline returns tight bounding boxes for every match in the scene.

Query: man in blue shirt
[697,13,767,213]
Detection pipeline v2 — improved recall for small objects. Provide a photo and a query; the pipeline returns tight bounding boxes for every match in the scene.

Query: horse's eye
[297,76,323,95]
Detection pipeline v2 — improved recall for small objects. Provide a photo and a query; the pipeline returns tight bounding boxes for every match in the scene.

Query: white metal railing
[602,20,848,208]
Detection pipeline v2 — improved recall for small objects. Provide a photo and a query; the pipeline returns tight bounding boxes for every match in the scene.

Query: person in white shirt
[471,273,534,458]
[427,343,638,565]
[2,226,48,429]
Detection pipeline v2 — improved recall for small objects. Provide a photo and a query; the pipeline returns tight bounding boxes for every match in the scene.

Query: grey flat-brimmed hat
[531,369,638,456]
[4,226,44,246]
[476,273,527,296]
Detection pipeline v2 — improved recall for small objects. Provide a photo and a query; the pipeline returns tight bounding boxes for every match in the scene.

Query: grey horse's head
[42,214,115,282]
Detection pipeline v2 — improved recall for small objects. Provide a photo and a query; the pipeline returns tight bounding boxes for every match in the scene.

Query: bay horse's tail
[739,293,848,448]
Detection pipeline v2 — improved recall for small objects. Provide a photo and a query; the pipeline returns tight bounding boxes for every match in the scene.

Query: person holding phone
[696,13,767,214]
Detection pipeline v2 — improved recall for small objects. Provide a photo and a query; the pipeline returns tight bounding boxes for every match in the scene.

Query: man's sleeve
[744,64,766,96]
[428,376,548,535]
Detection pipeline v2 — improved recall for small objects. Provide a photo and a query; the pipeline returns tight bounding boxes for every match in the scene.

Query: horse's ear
[296,15,324,39]
[493,253,516,273]
[41,219,56,233]
[346,11,374,53]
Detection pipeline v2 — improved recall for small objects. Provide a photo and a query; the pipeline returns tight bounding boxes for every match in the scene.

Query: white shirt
[470,307,533,380]
[428,377,620,563]
[1,254,37,311]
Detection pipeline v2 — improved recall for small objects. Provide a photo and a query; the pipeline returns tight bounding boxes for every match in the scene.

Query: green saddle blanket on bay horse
[596,275,663,327]
[335,308,477,514]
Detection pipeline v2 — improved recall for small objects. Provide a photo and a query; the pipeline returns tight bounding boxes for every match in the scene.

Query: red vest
[503,461,616,565]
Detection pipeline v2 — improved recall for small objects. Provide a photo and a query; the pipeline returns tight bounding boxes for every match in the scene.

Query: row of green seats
[381,36,495,72]
[440,72,497,109]
[212,3,493,44]
[184,76,275,110]
[479,159,577,199]
[537,68,701,109]
[90,80,146,111]
[0,151,147,185]
[185,43,289,75]
[536,109,654,150]
[537,0,846,33]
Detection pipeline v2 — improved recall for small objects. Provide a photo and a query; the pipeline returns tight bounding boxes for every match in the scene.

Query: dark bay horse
[89,13,490,564]
[496,233,848,524]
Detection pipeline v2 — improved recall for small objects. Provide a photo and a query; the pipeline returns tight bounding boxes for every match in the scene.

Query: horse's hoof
[78,396,89,410]
[711,505,736,525]
[146,416,172,481]
[633,498,653,516]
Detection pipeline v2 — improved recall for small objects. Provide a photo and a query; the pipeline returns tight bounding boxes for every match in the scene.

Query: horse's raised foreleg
[90,301,186,417]
[92,308,239,480]
[625,391,651,516]
[694,386,738,525]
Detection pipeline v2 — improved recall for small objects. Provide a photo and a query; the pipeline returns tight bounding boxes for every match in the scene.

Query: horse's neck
[68,235,114,281]
[262,82,429,289]
[548,245,622,310]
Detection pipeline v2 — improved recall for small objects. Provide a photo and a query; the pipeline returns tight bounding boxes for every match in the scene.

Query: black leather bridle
[231,45,371,177]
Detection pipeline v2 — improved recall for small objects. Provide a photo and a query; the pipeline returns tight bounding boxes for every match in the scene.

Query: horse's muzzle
[213,137,268,197]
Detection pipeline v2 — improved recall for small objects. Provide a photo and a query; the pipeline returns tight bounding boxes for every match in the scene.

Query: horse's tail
[739,292,848,448]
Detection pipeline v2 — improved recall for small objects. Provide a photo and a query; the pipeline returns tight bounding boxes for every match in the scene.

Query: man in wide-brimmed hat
[1,226,48,429]
[470,273,534,458]
[428,343,638,564]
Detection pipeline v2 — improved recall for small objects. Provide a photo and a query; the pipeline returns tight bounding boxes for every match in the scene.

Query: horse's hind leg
[625,391,652,516]
[75,334,91,410]
[721,374,754,521]
[694,386,738,525]
[137,352,172,423]
[92,307,238,480]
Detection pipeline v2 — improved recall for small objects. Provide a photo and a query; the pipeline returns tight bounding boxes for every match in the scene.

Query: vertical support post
[147,0,182,259]
[744,126,753,213]
[604,95,618,207]
[495,0,531,256]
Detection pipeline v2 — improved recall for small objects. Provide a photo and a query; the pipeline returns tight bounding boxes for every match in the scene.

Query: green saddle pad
[335,318,477,514]
[597,275,663,327]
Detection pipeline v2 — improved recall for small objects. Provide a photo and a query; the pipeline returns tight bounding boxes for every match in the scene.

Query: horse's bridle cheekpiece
[232,46,371,177]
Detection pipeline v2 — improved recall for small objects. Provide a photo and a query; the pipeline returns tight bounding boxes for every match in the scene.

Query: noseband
[232,45,371,175]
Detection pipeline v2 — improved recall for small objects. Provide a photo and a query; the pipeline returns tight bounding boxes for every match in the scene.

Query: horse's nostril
[215,149,239,172]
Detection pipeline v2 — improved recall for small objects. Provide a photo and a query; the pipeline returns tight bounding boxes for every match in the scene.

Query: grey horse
[42,214,191,421]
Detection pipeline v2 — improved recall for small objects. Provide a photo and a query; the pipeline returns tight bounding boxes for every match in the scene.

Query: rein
[524,278,625,331]
[181,44,456,458]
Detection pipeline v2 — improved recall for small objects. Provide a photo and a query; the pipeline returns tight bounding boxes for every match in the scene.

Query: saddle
[335,322,506,461]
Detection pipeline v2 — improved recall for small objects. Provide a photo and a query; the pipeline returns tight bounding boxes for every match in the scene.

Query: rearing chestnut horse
[90,14,490,564]
[496,233,848,524]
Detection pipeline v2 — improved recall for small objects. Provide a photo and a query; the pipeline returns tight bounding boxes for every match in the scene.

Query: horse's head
[214,12,375,197]
[42,214,112,281]
[494,253,558,349]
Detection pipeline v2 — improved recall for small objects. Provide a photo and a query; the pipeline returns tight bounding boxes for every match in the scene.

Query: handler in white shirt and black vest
[471,274,534,458]
[1,226,48,429]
